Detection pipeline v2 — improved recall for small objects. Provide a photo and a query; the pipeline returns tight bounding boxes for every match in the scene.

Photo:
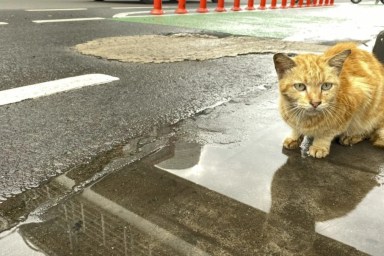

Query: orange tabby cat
[273,43,384,158]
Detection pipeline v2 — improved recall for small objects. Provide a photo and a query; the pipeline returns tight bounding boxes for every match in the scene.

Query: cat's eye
[293,83,306,91]
[321,83,333,91]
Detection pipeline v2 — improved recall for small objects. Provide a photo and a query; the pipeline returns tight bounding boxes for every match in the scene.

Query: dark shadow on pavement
[261,149,377,255]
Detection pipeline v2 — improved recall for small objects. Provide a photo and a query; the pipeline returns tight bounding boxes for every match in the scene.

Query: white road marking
[0,74,119,106]
[113,10,205,18]
[113,11,153,18]
[112,6,154,9]
[33,17,105,23]
[111,6,175,9]
[26,8,88,12]
[0,22,8,25]
[113,10,229,18]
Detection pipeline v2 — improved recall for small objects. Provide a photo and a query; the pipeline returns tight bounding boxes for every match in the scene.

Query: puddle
[157,90,384,255]
[157,125,288,213]
[0,227,45,256]
[156,139,384,255]
[0,90,384,255]
[4,147,265,256]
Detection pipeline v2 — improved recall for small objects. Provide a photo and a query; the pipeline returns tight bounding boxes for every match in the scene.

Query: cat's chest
[285,115,330,135]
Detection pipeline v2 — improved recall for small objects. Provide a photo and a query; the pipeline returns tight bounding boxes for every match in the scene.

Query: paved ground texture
[75,34,328,63]
[0,1,383,256]
[1,88,383,256]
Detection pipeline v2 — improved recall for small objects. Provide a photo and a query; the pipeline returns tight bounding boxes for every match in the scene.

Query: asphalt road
[1,2,383,255]
[0,0,276,199]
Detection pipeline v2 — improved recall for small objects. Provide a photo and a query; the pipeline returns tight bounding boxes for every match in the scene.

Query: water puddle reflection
[157,124,288,213]
[7,147,267,255]
[0,91,384,255]
[0,227,44,256]
[157,132,384,256]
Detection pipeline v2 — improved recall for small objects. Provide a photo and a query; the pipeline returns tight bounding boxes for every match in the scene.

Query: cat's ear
[273,53,296,80]
[328,49,351,75]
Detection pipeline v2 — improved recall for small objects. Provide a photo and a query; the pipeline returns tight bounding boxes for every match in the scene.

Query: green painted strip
[112,11,343,39]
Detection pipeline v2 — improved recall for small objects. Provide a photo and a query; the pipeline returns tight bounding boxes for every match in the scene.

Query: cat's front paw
[308,145,329,158]
[283,137,301,149]
[339,135,364,146]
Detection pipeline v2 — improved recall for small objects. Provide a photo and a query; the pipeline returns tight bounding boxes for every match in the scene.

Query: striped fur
[273,43,384,158]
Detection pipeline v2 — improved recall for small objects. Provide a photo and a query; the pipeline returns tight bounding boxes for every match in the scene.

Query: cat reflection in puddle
[260,150,378,255]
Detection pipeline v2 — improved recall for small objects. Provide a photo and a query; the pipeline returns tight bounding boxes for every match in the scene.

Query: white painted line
[0,74,119,106]
[113,11,152,18]
[112,6,154,9]
[113,13,188,18]
[113,11,222,18]
[26,8,88,12]
[111,6,175,10]
[0,22,8,25]
[113,10,208,18]
[33,17,105,23]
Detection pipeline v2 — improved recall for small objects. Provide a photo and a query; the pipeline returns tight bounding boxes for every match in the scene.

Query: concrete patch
[74,33,329,64]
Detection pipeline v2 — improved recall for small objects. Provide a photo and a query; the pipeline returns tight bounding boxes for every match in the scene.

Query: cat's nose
[310,101,322,108]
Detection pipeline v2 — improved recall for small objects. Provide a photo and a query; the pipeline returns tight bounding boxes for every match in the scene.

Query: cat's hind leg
[372,127,384,147]
[339,134,366,146]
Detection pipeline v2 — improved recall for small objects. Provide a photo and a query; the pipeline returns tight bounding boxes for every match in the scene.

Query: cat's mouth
[305,108,322,116]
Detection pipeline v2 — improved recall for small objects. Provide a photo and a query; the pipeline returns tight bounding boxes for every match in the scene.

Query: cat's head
[273,50,351,115]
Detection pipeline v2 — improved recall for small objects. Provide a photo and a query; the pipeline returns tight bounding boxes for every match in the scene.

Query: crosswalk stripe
[0,74,119,106]
[26,8,88,11]
[33,17,105,23]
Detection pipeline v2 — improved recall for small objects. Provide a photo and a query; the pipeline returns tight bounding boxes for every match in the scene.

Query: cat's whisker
[323,108,339,128]
[319,108,330,127]
[326,105,344,127]
[286,106,301,117]
[287,106,305,124]
[275,42,384,158]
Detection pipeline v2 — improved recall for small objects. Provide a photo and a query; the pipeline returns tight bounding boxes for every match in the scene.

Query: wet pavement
[1,87,383,256]
[1,2,384,255]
